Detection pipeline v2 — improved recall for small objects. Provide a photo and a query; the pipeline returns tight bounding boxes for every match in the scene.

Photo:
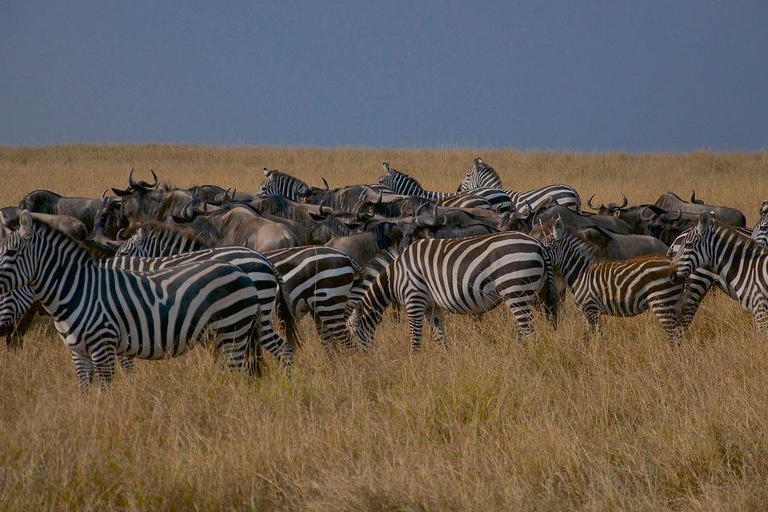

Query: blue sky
[1,1,766,151]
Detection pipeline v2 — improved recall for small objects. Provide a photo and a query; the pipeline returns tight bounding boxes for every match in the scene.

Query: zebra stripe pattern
[673,212,768,331]
[0,212,264,389]
[544,218,684,340]
[347,232,557,349]
[118,221,358,348]
[114,223,296,363]
[458,158,503,191]
[455,157,581,212]
[264,246,361,347]
[377,162,511,211]
[667,225,755,327]
[257,168,311,202]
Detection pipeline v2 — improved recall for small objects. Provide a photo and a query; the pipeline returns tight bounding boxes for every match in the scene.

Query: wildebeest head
[587,193,628,216]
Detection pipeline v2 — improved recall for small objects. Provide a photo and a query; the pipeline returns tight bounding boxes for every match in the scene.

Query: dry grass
[1,145,768,510]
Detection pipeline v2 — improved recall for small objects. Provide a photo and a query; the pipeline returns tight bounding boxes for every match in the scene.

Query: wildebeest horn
[587,194,600,210]
[128,168,136,188]
[319,205,328,216]
[101,189,108,199]
[663,208,682,221]
[691,190,697,203]
[322,177,330,190]
[415,202,431,217]
[376,190,383,204]
[617,192,628,209]
[640,207,655,222]
[149,169,158,188]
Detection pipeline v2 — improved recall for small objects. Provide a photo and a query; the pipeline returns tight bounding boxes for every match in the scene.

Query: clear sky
[1,1,766,151]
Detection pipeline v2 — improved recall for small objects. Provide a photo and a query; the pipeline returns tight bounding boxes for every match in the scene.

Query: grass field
[1,145,768,510]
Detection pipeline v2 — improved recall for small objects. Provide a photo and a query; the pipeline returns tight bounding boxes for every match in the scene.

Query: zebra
[456,157,582,212]
[667,224,756,327]
[0,211,266,390]
[543,217,685,340]
[457,157,503,191]
[258,168,313,201]
[117,221,359,347]
[347,232,558,349]
[672,212,768,332]
[377,161,512,212]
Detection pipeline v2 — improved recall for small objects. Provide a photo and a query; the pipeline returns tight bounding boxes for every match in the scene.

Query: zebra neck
[561,240,599,290]
[30,240,95,315]
[709,227,763,280]
[359,267,395,322]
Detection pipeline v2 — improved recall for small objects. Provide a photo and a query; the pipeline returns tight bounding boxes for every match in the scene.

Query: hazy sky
[1,1,767,151]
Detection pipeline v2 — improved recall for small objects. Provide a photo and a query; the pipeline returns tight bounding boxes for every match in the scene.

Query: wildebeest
[654,191,746,227]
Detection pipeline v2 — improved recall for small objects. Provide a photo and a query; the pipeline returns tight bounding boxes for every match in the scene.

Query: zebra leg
[753,300,768,334]
[259,317,294,368]
[91,344,117,388]
[503,295,534,343]
[649,301,683,344]
[215,321,255,372]
[118,355,134,374]
[70,351,95,392]
[405,303,427,350]
[581,306,602,342]
[426,309,448,347]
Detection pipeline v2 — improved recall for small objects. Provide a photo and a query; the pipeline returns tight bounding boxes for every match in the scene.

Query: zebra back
[258,168,311,201]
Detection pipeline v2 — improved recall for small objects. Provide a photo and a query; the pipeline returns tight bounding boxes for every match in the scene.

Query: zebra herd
[2,158,768,390]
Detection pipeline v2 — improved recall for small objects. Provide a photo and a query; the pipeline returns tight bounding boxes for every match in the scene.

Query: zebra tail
[246,307,263,378]
[544,254,559,329]
[276,287,300,349]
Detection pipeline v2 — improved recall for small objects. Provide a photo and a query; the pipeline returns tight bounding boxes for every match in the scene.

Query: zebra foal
[0,212,264,389]
[544,218,685,341]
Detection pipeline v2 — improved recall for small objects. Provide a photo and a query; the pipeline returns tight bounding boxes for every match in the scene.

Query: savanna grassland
[2,145,768,511]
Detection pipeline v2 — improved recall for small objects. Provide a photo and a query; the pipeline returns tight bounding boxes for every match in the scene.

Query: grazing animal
[673,212,768,332]
[347,232,558,349]
[655,191,746,227]
[0,212,265,390]
[114,222,297,363]
[543,218,685,341]
[457,157,581,212]
[377,161,510,211]
[117,221,356,348]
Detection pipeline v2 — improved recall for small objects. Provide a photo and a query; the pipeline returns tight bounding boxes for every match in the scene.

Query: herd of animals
[1,157,767,390]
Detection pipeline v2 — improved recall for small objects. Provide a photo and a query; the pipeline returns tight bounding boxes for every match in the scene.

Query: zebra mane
[138,220,211,248]
[379,166,425,192]
[345,244,402,319]
[548,223,602,262]
[12,218,107,261]
[713,222,768,254]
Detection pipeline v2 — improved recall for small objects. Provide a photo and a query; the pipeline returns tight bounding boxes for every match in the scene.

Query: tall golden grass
[1,145,768,510]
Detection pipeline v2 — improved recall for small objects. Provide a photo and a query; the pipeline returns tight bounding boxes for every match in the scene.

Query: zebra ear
[696,211,711,234]
[19,210,33,240]
[262,167,272,177]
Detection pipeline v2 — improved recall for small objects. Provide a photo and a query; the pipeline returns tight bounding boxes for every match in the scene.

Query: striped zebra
[258,168,312,201]
[0,212,265,389]
[672,212,768,332]
[667,225,755,327]
[543,217,685,340]
[347,232,558,349]
[118,221,359,347]
[377,161,512,212]
[456,157,582,212]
